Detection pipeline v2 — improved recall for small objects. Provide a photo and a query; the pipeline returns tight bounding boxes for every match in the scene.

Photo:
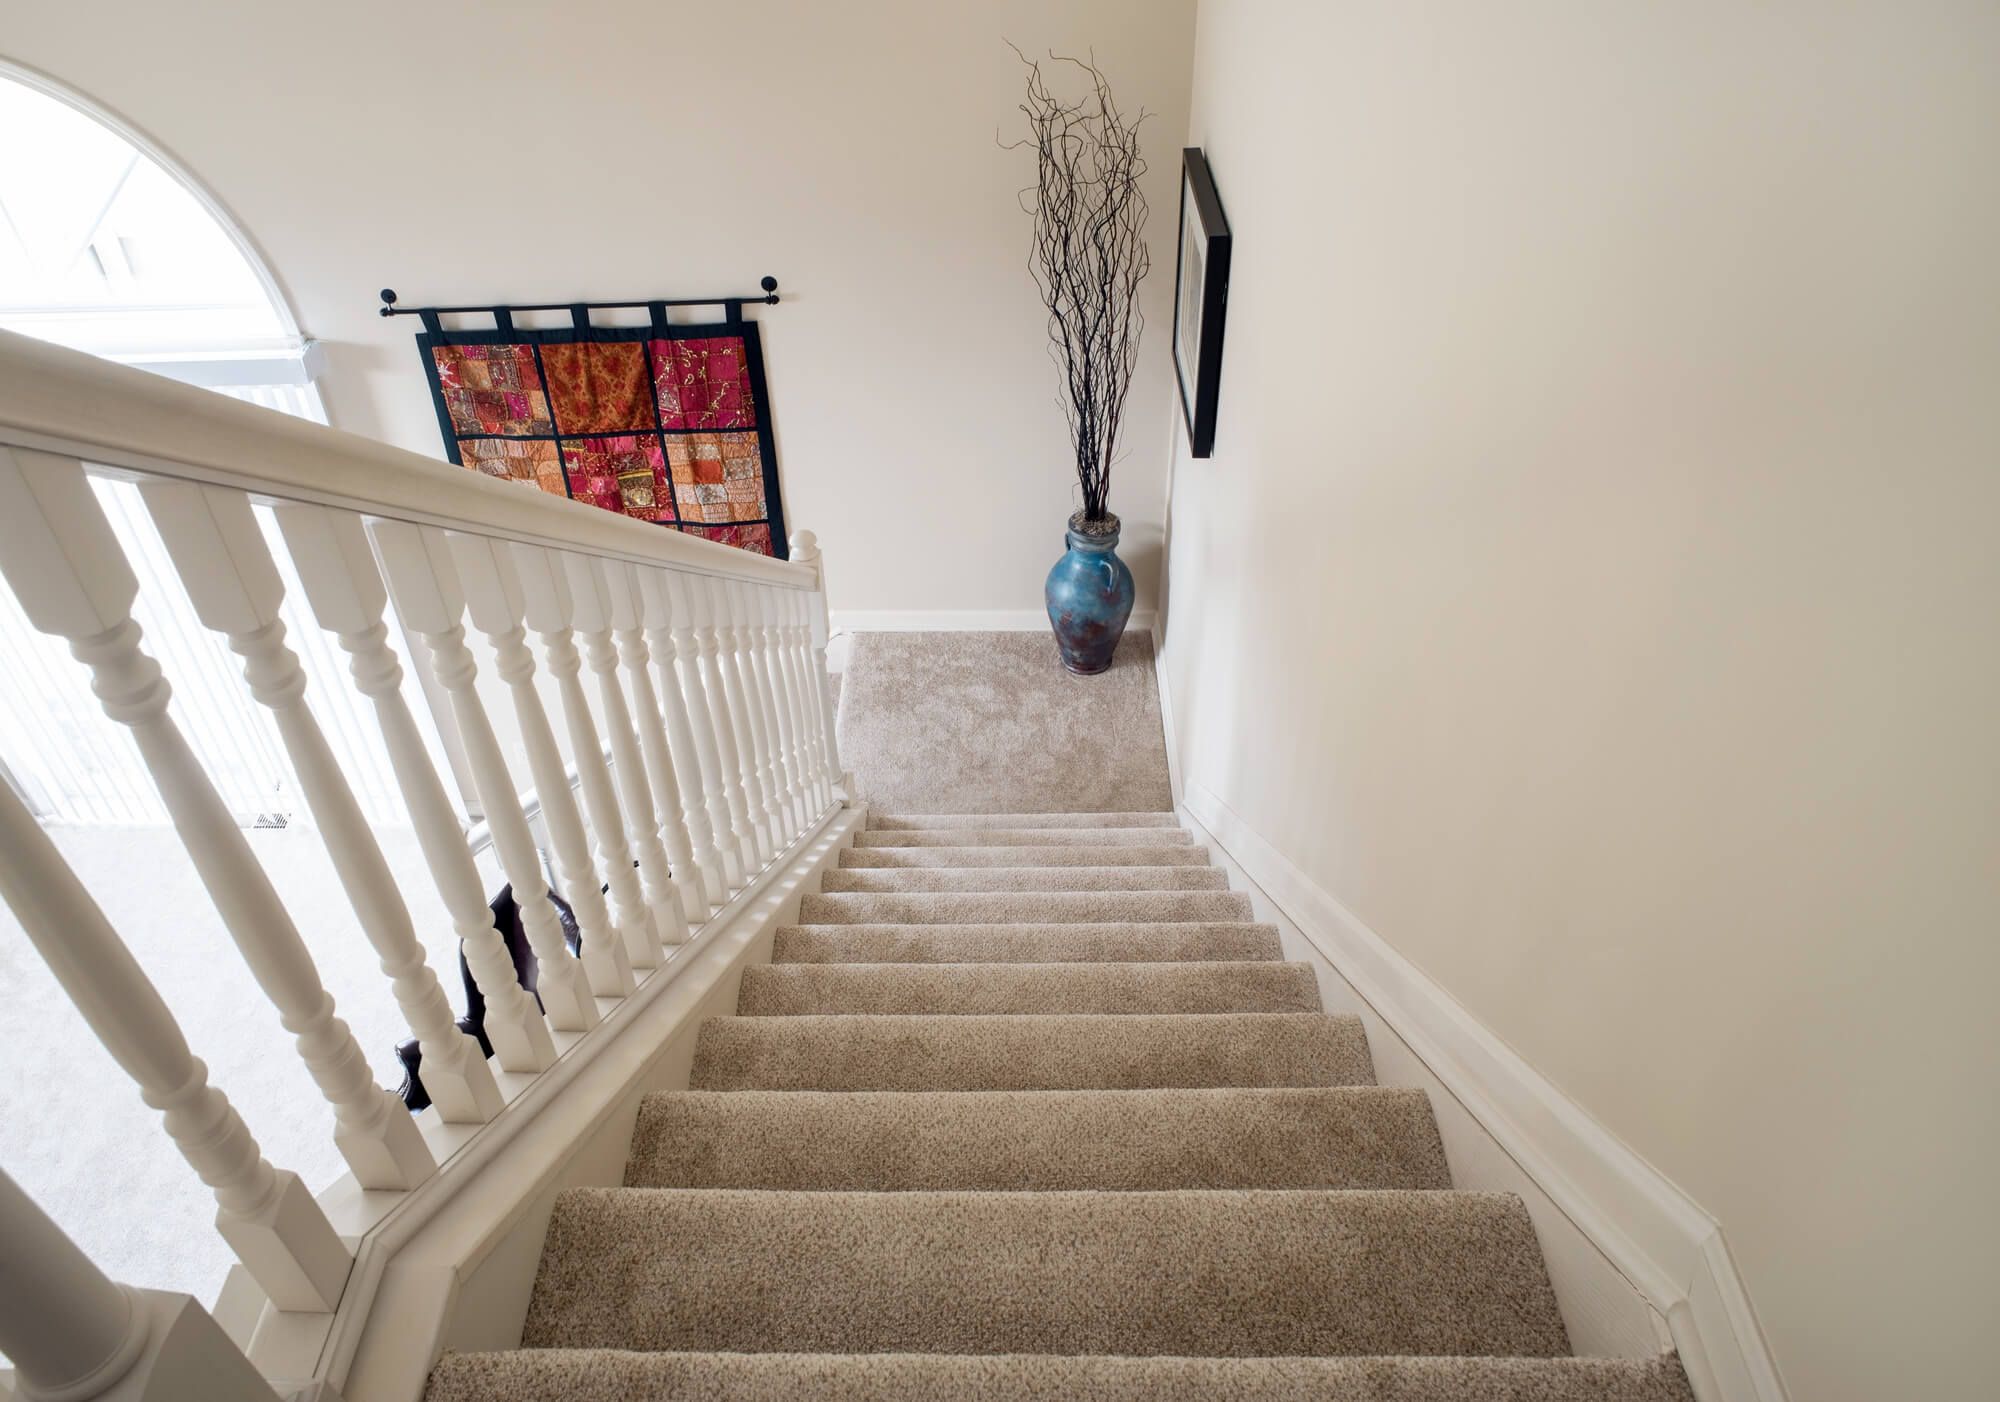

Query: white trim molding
[830,608,1157,635]
[1181,780,1789,1402]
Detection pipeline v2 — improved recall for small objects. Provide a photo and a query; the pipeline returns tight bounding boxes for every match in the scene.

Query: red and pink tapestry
[416,310,787,558]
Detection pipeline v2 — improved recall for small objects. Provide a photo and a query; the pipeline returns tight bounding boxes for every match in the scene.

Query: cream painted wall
[1,0,1192,613]
[1163,3,1999,1399]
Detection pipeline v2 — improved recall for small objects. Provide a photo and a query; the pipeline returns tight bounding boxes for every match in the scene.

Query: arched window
[0,65,426,827]
[0,64,326,419]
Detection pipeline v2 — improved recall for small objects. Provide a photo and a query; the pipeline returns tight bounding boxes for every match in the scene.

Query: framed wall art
[1172,147,1232,459]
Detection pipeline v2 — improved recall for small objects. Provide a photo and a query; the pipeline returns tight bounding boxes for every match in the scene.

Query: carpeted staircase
[425,812,1695,1401]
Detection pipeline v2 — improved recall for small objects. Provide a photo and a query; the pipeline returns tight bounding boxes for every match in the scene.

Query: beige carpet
[426,1351,1699,1402]
[428,810,1694,1402]
[835,633,1171,813]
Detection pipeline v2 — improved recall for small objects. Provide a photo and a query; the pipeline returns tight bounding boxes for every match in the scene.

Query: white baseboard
[1180,780,1788,1402]
[1149,617,1184,809]
[829,608,1157,635]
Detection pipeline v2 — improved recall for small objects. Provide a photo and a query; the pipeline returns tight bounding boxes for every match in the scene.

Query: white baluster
[733,578,794,845]
[0,780,353,1311]
[506,545,663,977]
[368,521,599,1033]
[706,575,778,862]
[558,550,682,959]
[789,530,847,798]
[0,1168,279,1401]
[782,587,831,811]
[449,534,635,1000]
[275,504,556,1075]
[764,586,816,826]
[637,568,730,907]
[142,482,504,1127]
[0,1165,146,1400]
[603,560,705,929]
[740,581,802,842]
[0,448,433,1191]
[752,588,808,836]
[674,570,765,874]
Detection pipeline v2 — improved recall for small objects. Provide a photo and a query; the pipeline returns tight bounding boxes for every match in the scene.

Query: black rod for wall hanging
[377,275,780,317]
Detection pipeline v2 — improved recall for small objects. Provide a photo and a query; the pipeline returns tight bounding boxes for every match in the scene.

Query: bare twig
[1003,45,1149,522]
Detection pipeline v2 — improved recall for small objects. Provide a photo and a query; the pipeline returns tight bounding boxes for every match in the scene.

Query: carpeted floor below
[833,632,1171,813]
[425,810,1695,1402]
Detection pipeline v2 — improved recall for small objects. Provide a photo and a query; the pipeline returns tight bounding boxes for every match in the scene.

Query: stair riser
[839,845,1212,868]
[689,1013,1375,1092]
[523,1188,1570,1357]
[772,924,1285,965]
[868,812,1182,830]
[428,1352,1698,1402]
[819,867,1229,893]
[855,829,1192,847]
[737,961,1320,1016]
[798,891,1254,925]
[626,1087,1450,1191]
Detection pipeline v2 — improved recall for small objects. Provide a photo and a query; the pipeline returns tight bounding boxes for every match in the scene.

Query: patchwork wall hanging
[393,289,788,558]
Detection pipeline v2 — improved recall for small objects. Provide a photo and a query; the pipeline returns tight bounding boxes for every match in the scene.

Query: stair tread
[840,844,1212,867]
[427,1351,1696,1402]
[855,827,1193,847]
[773,922,1285,964]
[819,865,1229,892]
[867,811,1181,830]
[737,960,1320,1015]
[690,1012,1374,1091]
[522,1187,1570,1357]
[798,889,1254,924]
[626,1087,1448,1191]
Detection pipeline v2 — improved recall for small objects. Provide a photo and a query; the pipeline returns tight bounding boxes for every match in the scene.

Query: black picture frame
[1172,147,1231,458]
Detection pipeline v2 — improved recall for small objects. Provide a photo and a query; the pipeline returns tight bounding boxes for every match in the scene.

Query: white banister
[676,570,763,877]
[564,552,687,955]
[638,567,731,906]
[450,532,635,1001]
[140,480,503,1127]
[369,521,599,1032]
[0,780,352,1313]
[609,560,706,927]
[0,327,868,1396]
[789,530,846,796]
[0,1169,274,1402]
[273,503,557,1075]
[0,446,433,1192]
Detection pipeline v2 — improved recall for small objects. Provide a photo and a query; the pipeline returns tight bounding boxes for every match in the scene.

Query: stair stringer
[318,804,867,1402]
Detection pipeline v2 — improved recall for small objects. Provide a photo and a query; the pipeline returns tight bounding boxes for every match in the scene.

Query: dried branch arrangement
[1006,48,1150,524]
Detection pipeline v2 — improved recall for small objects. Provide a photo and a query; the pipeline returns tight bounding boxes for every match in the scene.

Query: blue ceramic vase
[1045,511,1135,676]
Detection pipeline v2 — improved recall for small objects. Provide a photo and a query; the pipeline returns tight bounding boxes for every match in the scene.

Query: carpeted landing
[425,812,1695,1402]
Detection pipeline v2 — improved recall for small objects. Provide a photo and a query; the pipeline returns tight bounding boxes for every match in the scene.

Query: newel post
[787,530,848,798]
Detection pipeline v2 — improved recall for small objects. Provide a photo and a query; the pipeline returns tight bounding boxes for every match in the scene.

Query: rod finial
[378,289,398,318]
[760,275,778,302]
